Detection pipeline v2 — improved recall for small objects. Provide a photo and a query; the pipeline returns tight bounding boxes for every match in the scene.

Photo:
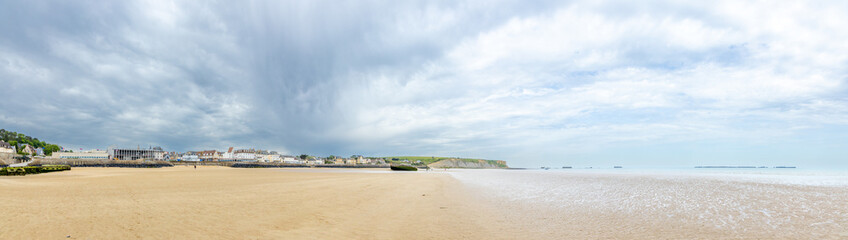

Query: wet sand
[0,166,498,239]
[452,169,848,239]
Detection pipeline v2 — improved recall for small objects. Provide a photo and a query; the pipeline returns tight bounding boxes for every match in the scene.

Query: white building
[109,147,164,160]
[0,140,14,154]
[283,156,303,164]
[181,154,200,161]
[222,147,235,160]
[52,150,109,160]
[234,149,256,161]
[260,154,282,162]
[255,154,267,162]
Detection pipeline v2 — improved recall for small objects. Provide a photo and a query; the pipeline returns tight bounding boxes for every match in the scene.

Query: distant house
[198,150,221,161]
[260,154,281,162]
[371,158,386,164]
[220,147,235,160]
[0,140,14,154]
[164,152,180,160]
[234,149,256,161]
[283,158,302,164]
[20,144,37,155]
[181,154,200,162]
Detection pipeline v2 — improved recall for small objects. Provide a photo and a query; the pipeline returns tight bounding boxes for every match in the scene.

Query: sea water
[449,168,848,202]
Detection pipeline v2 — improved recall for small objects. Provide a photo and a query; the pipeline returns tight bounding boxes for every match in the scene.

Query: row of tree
[0,129,62,156]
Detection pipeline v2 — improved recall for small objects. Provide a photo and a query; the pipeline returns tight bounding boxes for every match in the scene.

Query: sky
[1,0,847,168]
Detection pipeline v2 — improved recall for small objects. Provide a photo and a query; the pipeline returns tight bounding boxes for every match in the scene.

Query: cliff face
[428,159,507,169]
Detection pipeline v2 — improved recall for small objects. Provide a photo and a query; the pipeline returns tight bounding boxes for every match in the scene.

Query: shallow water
[448,169,848,238]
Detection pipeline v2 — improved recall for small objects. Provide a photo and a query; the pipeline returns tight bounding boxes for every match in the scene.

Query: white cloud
[1,0,847,166]
[331,0,848,165]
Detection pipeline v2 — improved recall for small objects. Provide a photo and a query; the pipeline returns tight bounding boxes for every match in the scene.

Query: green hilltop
[0,129,62,156]
[382,156,507,168]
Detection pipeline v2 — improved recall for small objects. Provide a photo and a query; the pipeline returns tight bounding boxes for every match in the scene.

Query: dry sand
[0,166,499,239]
[3,167,847,239]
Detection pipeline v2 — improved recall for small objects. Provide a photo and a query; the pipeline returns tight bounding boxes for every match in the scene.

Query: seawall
[32,159,173,168]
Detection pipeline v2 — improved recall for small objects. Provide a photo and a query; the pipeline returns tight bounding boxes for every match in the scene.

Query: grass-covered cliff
[383,156,508,168]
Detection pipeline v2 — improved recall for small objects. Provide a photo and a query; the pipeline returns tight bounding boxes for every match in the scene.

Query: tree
[44,144,61,156]
[299,154,309,160]
[1,130,63,156]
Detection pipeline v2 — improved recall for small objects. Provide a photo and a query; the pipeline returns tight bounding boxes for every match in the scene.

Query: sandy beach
[3,167,848,239]
[0,167,499,239]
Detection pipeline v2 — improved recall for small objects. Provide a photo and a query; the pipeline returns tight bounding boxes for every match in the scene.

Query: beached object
[2,167,26,176]
[390,165,417,171]
[0,165,71,176]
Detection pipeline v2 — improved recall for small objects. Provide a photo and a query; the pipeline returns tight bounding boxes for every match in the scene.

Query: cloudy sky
[1,1,847,167]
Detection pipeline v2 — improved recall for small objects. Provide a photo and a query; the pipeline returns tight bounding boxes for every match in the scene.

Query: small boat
[390,165,418,171]
[614,166,623,169]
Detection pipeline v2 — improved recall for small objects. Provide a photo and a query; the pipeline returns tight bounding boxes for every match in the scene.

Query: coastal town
[2,141,398,166]
[0,129,507,168]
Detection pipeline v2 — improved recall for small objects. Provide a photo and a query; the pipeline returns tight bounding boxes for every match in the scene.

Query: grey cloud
[0,0,565,152]
[1,0,847,167]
